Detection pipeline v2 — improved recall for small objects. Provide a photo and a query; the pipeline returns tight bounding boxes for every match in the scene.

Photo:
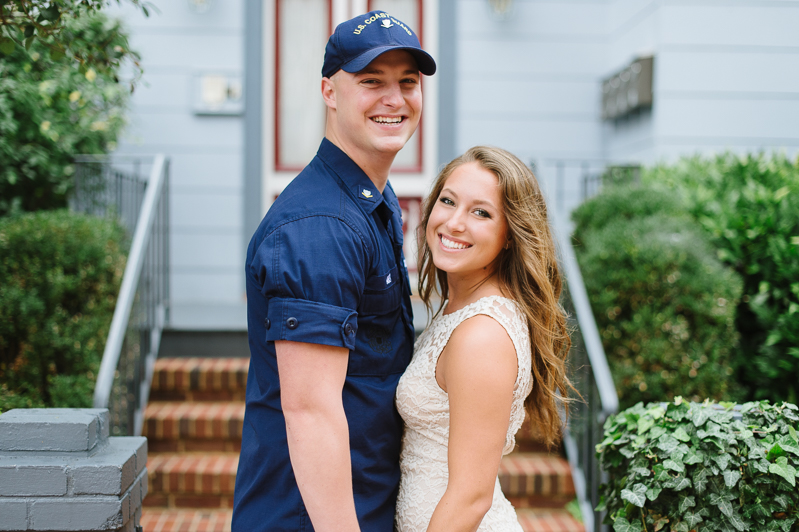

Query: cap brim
[341,45,437,76]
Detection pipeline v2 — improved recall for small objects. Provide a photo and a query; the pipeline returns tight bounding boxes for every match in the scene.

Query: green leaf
[654,464,671,481]
[678,495,696,514]
[24,35,34,50]
[637,416,655,434]
[684,511,704,528]
[613,516,643,532]
[693,468,709,493]
[621,483,647,507]
[767,442,787,462]
[789,426,798,442]
[778,434,799,456]
[645,486,662,500]
[0,37,15,55]
[692,407,711,427]
[656,433,680,454]
[595,495,607,512]
[773,493,790,509]
[50,46,65,61]
[663,459,685,473]
[713,453,731,470]
[40,5,60,21]
[683,447,703,465]
[664,475,692,491]
[723,469,741,488]
[673,426,691,442]
[672,522,690,532]
[717,497,734,518]
[768,456,797,487]
[729,512,748,532]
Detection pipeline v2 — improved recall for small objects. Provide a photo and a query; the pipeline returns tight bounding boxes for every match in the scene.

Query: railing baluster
[71,155,170,436]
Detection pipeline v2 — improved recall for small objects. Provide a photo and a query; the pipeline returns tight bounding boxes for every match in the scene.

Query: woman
[395,146,574,531]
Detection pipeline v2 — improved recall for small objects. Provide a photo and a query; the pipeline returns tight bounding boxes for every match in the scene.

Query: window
[274,0,423,172]
[275,0,331,170]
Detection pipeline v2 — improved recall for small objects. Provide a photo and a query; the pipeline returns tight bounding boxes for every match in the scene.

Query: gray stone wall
[0,409,147,532]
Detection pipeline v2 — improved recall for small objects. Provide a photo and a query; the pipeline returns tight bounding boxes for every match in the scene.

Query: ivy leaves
[599,400,799,531]
[622,483,647,507]
[769,457,797,488]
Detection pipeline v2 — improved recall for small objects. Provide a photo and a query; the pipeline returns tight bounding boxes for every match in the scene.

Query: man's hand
[276,340,361,532]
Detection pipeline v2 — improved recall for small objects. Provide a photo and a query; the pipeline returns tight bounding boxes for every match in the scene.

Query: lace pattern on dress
[395,296,533,532]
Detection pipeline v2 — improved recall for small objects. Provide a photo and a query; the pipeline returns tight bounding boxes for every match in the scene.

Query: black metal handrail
[71,155,170,436]
[552,209,619,532]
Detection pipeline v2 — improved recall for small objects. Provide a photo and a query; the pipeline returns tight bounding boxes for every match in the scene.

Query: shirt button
[344,323,354,335]
[286,317,299,330]
[264,318,271,329]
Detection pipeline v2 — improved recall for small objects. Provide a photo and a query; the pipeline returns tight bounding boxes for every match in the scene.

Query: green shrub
[573,198,743,408]
[0,11,131,216]
[644,154,799,403]
[571,185,688,245]
[597,399,799,532]
[0,210,126,411]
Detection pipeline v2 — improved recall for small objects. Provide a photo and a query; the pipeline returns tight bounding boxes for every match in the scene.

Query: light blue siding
[108,1,246,330]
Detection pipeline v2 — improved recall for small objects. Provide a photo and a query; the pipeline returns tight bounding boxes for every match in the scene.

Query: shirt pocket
[348,266,404,376]
[359,266,400,316]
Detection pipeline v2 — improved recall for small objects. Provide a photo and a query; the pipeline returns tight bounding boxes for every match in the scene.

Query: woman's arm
[427,314,519,532]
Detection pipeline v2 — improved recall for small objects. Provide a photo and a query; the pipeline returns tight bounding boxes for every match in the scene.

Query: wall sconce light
[187,0,213,14]
[488,0,513,18]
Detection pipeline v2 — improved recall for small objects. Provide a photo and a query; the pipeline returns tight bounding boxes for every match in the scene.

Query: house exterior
[108,0,799,336]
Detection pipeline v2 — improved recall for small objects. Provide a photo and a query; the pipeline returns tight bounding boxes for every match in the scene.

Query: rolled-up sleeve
[251,215,369,350]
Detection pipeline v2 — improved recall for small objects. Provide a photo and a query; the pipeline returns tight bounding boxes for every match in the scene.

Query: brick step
[138,507,582,532]
[499,453,575,508]
[150,358,249,401]
[517,508,584,532]
[140,509,232,532]
[144,452,572,509]
[143,401,244,452]
[144,453,237,509]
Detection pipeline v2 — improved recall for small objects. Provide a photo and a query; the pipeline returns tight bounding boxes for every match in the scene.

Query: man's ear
[321,76,336,110]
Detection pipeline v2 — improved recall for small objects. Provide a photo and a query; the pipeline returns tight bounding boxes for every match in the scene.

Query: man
[232,11,436,532]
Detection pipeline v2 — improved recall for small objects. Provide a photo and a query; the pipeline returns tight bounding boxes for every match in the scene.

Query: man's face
[324,50,422,161]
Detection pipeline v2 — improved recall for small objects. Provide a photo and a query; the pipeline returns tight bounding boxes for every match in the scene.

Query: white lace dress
[395,295,533,532]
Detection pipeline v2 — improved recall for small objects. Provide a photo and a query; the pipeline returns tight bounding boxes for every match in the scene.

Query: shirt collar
[316,138,393,215]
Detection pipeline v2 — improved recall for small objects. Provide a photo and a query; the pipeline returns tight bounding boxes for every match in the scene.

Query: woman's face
[426,161,509,279]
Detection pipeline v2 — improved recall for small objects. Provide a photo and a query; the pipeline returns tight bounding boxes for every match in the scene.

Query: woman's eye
[474,209,491,218]
[439,197,454,206]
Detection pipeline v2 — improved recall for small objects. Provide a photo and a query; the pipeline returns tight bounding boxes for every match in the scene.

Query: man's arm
[276,340,361,532]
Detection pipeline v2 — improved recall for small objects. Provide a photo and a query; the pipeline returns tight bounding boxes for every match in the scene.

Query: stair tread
[499,453,575,498]
[139,508,583,532]
[148,452,239,472]
[152,357,249,392]
[516,508,585,532]
[143,402,245,441]
[140,509,232,532]
[146,453,238,499]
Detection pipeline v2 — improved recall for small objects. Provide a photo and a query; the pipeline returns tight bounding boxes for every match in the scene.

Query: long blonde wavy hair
[417,146,574,446]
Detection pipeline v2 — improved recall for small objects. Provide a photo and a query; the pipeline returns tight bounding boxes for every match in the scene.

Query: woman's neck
[444,270,504,314]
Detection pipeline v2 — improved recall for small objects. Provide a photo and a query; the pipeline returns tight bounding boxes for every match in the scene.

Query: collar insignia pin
[362,189,373,198]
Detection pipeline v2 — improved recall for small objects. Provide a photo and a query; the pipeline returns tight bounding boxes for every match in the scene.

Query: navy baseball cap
[322,11,436,78]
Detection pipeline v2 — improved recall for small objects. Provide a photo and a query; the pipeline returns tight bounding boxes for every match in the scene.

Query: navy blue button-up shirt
[232,139,415,532]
